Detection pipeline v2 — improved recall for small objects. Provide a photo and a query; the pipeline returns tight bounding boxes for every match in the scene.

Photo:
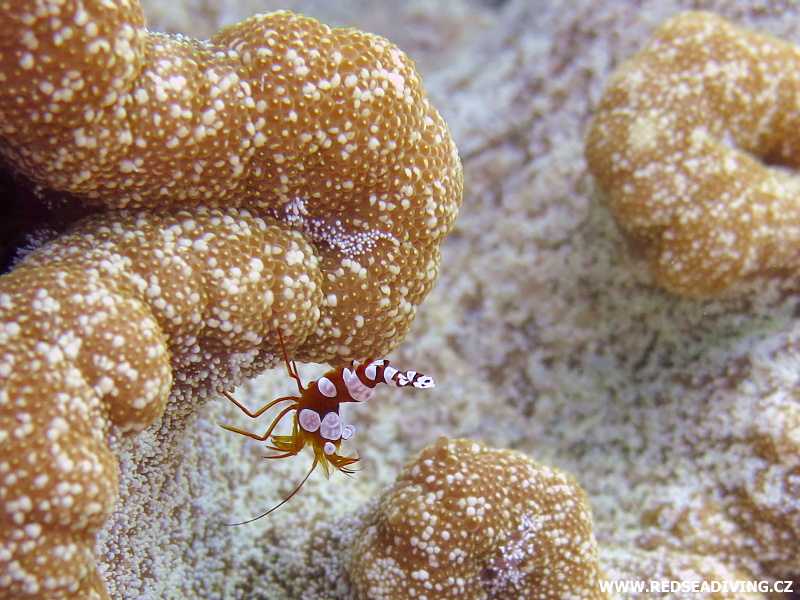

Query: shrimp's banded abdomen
[345,359,435,401]
[313,358,435,405]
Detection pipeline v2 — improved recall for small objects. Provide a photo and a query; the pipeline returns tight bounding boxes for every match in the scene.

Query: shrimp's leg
[221,391,297,419]
[277,328,304,394]
[219,405,297,442]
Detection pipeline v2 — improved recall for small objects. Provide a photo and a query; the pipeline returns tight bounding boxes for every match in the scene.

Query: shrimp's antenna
[218,457,319,526]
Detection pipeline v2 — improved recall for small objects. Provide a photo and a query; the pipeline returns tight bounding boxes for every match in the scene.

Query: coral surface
[4,0,800,599]
[0,2,461,599]
[0,3,462,364]
[350,437,605,600]
[586,11,800,298]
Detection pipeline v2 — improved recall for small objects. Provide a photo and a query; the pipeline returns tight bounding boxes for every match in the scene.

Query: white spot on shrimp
[364,363,378,381]
[320,411,342,440]
[342,425,355,440]
[299,409,321,432]
[343,367,375,402]
[317,376,337,398]
[413,375,436,389]
[383,365,399,384]
[323,441,336,455]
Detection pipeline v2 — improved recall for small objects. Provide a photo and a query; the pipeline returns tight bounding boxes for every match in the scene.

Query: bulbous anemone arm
[0,2,462,599]
[586,12,800,298]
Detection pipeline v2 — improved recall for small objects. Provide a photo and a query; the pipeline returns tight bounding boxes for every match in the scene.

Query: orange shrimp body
[219,331,434,524]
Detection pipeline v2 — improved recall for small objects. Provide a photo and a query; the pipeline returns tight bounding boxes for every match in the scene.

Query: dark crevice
[0,162,98,275]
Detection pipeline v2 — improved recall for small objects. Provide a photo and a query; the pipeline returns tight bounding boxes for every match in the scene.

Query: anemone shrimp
[219,329,435,525]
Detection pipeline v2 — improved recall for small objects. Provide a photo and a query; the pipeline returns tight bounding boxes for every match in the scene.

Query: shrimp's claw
[324,453,360,478]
